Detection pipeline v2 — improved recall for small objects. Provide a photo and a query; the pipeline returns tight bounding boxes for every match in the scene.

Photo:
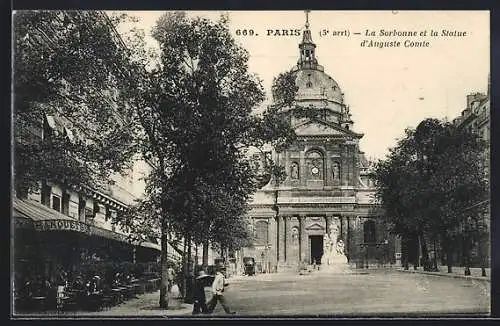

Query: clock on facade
[311,166,319,176]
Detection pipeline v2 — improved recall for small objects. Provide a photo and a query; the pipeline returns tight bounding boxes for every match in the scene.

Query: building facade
[12,12,180,297]
[451,77,491,268]
[240,20,396,273]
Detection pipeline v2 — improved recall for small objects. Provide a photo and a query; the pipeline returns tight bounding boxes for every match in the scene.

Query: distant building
[239,16,396,273]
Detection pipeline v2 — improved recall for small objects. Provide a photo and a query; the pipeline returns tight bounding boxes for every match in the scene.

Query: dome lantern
[298,10,319,70]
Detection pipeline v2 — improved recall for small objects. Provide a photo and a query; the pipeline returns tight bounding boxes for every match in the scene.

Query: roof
[13,198,160,251]
[13,197,75,222]
[293,69,344,105]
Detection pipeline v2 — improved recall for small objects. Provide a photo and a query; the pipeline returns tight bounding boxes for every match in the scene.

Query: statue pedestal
[319,253,351,274]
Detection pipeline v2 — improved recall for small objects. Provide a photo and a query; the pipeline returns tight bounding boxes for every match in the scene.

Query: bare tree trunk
[159,221,169,309]
[445,237,453,273]
[463,235,471,276]
[478,233,487,277]
[185,234,193,303]
[420,232,430,271]
[402,235,409,270]
[180,236,187,298]
[432,237,438,272]
[202,240,209,268]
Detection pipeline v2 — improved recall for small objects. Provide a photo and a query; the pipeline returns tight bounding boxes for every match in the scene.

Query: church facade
[240,19,398,273]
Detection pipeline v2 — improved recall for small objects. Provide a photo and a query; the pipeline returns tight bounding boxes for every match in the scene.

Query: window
[363,220,376,243]
[62,192,70,215]
[105,207,111,222]
[255,221,268,246]
[78,197,86,220]
[52,196,61,212]
[41,183,51,207]
[93,202,100,216]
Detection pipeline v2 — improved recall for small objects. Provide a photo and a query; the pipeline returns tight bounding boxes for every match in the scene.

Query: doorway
[310,235,324,264]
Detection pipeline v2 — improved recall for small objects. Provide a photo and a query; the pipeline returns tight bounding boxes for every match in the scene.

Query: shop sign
[33,219,91,233]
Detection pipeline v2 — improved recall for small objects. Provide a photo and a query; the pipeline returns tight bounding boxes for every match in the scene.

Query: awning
[13,198,160,251]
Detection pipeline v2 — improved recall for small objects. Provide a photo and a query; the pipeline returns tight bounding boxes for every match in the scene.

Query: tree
[119,12,295,308]
[13,11,140,194]
[373,118,488,272]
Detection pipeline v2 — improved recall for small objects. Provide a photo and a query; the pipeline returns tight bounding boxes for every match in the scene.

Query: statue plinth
[319,239,350,274]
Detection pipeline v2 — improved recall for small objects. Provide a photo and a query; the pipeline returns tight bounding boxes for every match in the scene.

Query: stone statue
[336,239,345,255]
[321,234,332,265]
[329,223,339,246]
[333,162,340,180]
[291,163,299,179]
[319,226,350,274]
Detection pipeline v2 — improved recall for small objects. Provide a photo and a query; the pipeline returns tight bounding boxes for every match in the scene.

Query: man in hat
[192,270,212,315]
[207,268,236,314]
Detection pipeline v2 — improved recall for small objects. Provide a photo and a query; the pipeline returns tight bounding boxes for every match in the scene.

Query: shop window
[52,195,61,212]
[41,183,51,207]
[62,192,70,215]
[363,220,376,243]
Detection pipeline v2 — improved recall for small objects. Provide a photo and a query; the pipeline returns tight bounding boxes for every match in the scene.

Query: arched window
[305,150,324,180]
[255,220,268,246]
[363,220,376,243]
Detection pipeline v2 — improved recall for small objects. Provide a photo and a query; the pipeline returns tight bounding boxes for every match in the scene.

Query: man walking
[192,270,212,315]
[207,267,236,314]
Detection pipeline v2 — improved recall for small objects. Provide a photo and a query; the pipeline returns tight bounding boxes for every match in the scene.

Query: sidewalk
[85,291,193,317]
[15,291,194,318]
[398,265,491,282]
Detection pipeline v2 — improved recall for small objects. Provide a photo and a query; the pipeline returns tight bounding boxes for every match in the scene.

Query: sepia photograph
[11,10,490,318]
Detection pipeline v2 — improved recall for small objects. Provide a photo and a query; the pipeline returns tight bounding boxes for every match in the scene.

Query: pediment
[305,222,325,231]
[294,120,351,137]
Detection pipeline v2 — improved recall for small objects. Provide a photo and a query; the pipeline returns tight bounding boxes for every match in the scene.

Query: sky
[111,10,490,160]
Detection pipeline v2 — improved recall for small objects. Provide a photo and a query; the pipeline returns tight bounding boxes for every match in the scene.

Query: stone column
[341,215,348,242]
[299,215,307,263]
[275,216,280,263]
[278,215,285,263]
[325,215,333,236]
[325,149,332,186]
[300,149,306,187]
[284,215,290,262]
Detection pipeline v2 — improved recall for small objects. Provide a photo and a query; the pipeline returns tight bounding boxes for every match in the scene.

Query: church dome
[293,68,344,104]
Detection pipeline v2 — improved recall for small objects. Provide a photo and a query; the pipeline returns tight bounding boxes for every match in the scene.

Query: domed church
[239,13,398,273]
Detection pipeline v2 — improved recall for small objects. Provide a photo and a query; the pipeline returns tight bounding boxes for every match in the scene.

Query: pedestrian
[207,267,236,314]
[192,270,212,315]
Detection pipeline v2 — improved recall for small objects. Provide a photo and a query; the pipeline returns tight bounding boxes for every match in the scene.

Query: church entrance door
[309,235,324,264]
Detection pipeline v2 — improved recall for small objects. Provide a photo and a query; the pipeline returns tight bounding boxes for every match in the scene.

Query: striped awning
[13,198,160,251]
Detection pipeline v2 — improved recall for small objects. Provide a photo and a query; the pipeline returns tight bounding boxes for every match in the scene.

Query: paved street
[210,269,490,317]
[15,269,490,318]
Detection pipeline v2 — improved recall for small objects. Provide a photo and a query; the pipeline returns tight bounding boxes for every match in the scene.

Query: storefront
[13,198,161,292]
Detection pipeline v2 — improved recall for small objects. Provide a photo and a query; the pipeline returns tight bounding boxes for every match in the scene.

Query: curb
[397,269,490,282]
